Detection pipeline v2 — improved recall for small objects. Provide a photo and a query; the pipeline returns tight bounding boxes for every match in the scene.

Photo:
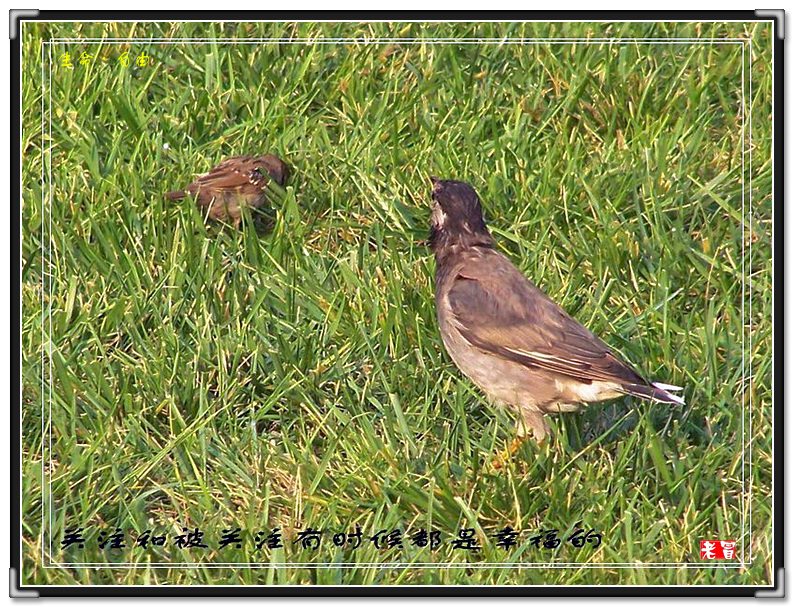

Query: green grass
[21,21,773,587]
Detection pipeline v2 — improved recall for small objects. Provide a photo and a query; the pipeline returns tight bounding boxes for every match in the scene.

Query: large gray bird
[428,177,684,456]
[166,154,289,228]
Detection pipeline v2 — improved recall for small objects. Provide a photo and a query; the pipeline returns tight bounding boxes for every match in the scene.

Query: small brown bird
[429,177,684,455]
[166,154,289,228]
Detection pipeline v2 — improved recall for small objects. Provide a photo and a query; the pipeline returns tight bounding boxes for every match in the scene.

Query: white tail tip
[653,381,684,392]
[657,391,686,406]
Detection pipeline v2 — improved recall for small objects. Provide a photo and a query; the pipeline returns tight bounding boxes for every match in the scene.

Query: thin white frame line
[45,564,747,570]
[44,558,747,568]
[740,40,746,566]
[27,580,759,589]
[48,40,54,566]
[42,34,746,569]
[46,552,748,568]
[767,19,773,574]
[45,38,750,45]
[39,37,46,570]
[747,34,752,564]
[48,36,753,40]
[37,35,755,572]
[40,556,748,569]
[22,20,33,582]
[29,19,772,24]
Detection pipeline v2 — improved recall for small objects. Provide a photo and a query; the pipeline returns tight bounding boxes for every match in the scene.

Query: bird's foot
[491,436,526,470]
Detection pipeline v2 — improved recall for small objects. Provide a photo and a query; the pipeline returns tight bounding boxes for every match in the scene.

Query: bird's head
[255,154,290,187]
[429,177,493,253]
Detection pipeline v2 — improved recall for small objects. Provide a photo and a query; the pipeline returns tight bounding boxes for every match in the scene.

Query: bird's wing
[445,250,647,386]
[202,156,250,176]
[194,157,266,189]
[166,157,264,203]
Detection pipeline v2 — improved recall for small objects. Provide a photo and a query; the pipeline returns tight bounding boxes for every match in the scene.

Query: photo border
[10,10,784,597]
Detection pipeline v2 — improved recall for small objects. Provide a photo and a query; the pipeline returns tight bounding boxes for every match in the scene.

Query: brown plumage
[166,155,289,228]
[429,177,684,447]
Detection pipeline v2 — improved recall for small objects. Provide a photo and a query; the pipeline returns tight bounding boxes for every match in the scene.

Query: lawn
[19,20,773,587]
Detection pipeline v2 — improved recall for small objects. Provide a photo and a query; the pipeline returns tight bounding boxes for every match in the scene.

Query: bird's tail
[619,381,685,405]
[165,190,186,201]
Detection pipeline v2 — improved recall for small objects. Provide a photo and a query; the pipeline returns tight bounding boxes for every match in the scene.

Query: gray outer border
[752,8,783,598]
[10,13,780,596]
[8,9,39,40]
[755,568,785,598]
[755,9,785,39]
[9,568,39,598]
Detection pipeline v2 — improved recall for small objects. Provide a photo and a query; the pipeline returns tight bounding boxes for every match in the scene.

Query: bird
[166,154,289,228]
[428,177,684,458]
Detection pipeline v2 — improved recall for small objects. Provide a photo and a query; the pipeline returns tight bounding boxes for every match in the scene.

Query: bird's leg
[521,408,551,443]
[492,409,549,470]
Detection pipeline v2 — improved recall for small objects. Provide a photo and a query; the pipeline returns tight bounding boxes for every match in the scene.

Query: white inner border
[25,25,762,579]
